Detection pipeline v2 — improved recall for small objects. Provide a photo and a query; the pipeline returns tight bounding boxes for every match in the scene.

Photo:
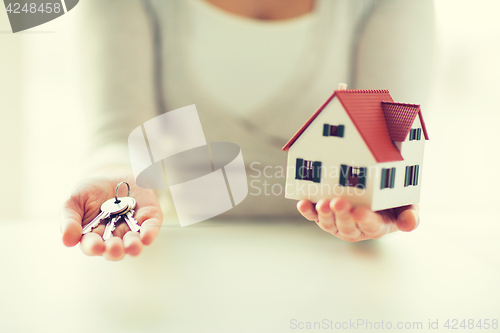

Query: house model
[282,84,429,211]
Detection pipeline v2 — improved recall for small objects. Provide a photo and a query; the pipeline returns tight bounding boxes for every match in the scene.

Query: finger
[123,231,143,256]
[60,206,83,247]
[330,197,360,240]
[396,208,420,232]
[103,237,126,261]
[80,232,105,256]
[140,217,162,246]
[315,199,337,233]
[297,200,318,221]
[351,206,388,237]
[131,203,163,245]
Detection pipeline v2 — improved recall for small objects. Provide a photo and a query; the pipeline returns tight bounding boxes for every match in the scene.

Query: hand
[297,197,419,242]
[60,175,163,260]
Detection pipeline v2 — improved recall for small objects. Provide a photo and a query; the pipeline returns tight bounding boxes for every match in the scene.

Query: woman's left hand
[297,197,419,242]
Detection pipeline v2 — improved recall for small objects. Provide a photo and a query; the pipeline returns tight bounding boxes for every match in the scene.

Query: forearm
[77,0,158,174]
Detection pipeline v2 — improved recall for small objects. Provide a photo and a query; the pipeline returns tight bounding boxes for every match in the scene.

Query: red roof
[381,102,429,142]
[282,89,429,163]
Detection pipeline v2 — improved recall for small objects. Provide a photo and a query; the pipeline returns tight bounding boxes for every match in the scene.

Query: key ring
[114,181,130,203]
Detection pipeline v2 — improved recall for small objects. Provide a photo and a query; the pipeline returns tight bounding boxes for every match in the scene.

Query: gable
[288,97,377,166]
[381,102,430,142]
[335,91,403,163]
[282,93,336,151]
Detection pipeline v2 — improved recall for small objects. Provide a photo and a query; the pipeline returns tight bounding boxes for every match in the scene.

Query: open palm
[60,176,163,260]
[297,197,419,242]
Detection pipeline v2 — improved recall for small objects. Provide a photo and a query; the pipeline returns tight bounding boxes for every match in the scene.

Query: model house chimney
[338,83,348,91]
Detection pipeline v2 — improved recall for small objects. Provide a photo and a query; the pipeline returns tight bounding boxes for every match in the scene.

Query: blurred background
[1,1,500,333]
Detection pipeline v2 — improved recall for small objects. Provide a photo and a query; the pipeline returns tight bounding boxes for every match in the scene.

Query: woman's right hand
[60,175,163,261]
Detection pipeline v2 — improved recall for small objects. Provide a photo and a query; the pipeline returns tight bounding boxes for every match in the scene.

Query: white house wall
[371,116,425,211]
[285,97,377,205]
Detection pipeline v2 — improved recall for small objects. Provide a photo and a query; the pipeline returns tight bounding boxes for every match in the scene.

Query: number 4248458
[444,319,498,330]
[6,3,62,14]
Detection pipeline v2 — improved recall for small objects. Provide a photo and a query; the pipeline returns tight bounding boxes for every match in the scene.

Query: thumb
[60,203,83,247]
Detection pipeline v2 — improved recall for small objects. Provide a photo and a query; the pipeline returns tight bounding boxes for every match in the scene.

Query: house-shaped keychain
[282,84,429,211]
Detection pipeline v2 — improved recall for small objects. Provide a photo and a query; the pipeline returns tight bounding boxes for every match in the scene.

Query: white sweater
[79,0,435,217]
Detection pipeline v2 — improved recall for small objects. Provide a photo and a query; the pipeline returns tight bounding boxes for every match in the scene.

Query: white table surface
[0,207,499,333]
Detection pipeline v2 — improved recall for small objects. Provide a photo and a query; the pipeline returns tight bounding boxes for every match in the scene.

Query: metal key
[120,197,141,233]
[102,215,120,240]
[123,209,141,233]
[82,198,128,234]
[101,182,138,240]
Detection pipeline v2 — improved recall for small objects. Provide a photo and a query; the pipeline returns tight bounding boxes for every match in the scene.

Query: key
[118,196,141,233]
[102,215,120,240]
[82,198,128,235]
[123,209,141,233]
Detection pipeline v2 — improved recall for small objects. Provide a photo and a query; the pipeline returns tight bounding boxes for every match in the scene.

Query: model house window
[404,165,420,186]
[339,164,367,189]
[295,158,322,183]
[323,124,344,138]
[409,128,422,141]
[381,168,396,189]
